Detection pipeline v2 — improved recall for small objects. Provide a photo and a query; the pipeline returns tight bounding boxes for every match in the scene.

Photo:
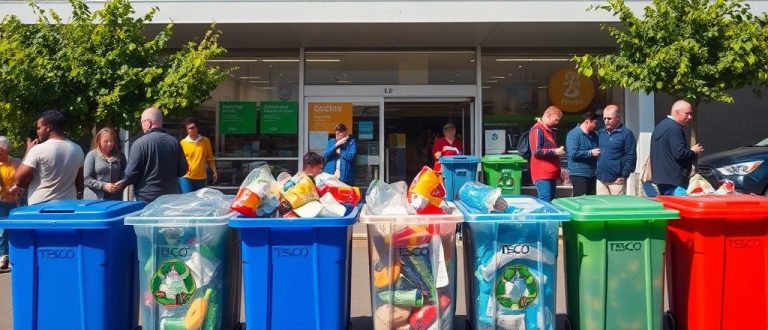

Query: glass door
[303,97,384,189]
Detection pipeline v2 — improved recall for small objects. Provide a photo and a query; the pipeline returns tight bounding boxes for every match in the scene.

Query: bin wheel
[564,315,573,330]
[465,318,472,330]
[664,311,677,330]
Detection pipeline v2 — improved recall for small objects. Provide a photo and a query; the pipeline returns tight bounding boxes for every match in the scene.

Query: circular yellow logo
[548,69,595,113]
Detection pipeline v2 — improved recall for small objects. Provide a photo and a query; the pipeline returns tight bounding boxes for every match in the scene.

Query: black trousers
[571,175,596,196]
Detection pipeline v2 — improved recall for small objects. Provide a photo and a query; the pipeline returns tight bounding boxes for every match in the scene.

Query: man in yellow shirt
[179,118,217,193]
[0,136,20,272]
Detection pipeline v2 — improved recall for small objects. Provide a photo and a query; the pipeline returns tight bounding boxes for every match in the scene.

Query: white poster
[309,131,329,151]
[485,129,506,155]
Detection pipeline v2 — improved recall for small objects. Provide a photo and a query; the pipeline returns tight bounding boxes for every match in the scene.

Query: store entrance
[384,100,473,183]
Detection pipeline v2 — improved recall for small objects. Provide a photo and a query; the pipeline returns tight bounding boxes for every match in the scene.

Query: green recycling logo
[495,264,539,310]
[150,260,197,307]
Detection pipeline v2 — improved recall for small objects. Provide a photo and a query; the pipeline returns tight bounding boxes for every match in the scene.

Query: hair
[443,123,456,131]
[543,106,563,118]
[335,123,347,132]
[91,127,120,155]
[303,152,324,168]
[0,136,10,151]
[39,109,66,134]
[184,117,199,128]
[141,107,164,125]
[581,112,598,123]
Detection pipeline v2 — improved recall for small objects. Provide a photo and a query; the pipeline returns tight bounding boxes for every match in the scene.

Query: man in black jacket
[650,100,704,195]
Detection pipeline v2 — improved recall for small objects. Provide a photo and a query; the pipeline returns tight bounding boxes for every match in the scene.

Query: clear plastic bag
[365,180,415,215]
[140,188,233,217]
[458,182,507,213]
[230,164,280,217]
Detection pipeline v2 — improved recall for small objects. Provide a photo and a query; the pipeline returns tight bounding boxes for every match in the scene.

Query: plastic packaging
[408,166,449,214]
[687,173,715,196]
[366,180,415,215]
[230,164,279,217]
[315,173,362,205]
[280,173,319,210]
[458,182,508,213]
[143,188,233,218]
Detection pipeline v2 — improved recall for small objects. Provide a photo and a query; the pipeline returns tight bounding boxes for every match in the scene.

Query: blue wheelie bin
[0,200,146,330]
[441,155,481,201]
[229,204,360,330]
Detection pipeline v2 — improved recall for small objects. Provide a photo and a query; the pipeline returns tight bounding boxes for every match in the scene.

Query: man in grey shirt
[118,107,188,202]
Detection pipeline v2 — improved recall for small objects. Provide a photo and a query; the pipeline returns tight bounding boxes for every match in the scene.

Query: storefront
[198,50,623,192]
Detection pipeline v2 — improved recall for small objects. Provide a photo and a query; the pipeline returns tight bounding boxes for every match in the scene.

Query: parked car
[697,138,768,195]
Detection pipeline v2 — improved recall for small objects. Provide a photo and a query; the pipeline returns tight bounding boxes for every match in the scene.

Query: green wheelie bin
[481,155,527,196]
[552,195,679,330]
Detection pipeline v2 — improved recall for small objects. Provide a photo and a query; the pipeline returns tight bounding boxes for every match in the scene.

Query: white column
[624,89,655,195]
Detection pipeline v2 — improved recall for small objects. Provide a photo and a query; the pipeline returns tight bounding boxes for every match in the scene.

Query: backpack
[517,128,532,160]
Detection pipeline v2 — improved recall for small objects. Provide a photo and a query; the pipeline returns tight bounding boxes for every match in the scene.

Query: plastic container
[359,204,463,330]
[0,200,146,330]
[440,155,480,201]
[124,211,241,330]
[481,155,527,196]
[656,195,768,330]
[457,196,570,330]
[229,205,360,330]
[552,196,679,330]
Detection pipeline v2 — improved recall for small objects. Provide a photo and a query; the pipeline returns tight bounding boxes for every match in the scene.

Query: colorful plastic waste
[230,164,279,217]
[408,166,450,215]
[315,173,362,205]
[458,182,508,213]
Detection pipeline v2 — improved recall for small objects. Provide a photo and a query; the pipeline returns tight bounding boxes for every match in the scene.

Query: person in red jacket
[529,106,565,202]
[432,123,463,171]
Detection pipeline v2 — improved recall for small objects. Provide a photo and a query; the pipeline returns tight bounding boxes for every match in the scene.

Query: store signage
[548,69,595,113]
[308,102,353,134]
[219,101,258,134]
[261,101,298,134]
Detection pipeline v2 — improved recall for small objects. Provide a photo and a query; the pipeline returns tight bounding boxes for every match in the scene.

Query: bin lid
[481,154,527,165]
[124,211,235,226]
[655,194,768,220]
[230,204,360,228]
[0,200,146,229]
[359,202,463,224]
[439,155,480,164]
[456,196,570,222]
[552,195,678,221]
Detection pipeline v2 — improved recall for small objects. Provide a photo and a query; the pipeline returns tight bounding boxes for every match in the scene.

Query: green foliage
[0,0,228,151]
[574,0,768,105]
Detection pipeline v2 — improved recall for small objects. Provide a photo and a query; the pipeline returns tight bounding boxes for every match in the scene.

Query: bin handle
[455,169,469,177]
[39,209,76,214]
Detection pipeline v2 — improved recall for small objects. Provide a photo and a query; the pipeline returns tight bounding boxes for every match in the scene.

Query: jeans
[535,179,557,202]
[179,177,207,193]
[0,202,17,256]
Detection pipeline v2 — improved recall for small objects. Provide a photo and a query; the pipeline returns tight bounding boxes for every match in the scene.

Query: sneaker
[0,255,9,273]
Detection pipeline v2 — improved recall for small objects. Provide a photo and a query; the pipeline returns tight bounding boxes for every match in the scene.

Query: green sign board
[219,102,257,134]
[260,101,298,134]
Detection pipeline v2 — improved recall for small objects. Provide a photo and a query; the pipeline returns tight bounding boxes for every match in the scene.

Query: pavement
[0,237,570,330]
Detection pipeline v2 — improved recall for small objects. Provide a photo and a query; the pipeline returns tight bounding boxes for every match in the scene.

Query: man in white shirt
[10,110,84,204]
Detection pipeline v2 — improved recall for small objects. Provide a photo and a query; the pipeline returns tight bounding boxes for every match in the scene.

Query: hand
[26,138,38,152]
[104,183,115,193]
[555,146,566,156]
[212,172,218,183]
[8,185,22,196]
[615,177,626,184]
[691,143,704,154]
[591,148,601,157]
[335,136,349,148]
[113,181,125,190]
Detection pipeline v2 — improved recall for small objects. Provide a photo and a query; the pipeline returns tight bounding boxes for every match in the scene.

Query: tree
[574,0,768,142]
[0,0,228,151]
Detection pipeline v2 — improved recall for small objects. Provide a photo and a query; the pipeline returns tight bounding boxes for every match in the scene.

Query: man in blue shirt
[596,105,637,195]
[650,100,704,195]
[323,123,358,186]
[566,112,600,196]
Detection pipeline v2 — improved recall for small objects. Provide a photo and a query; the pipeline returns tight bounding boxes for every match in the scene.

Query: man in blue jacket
[323,123,358,186]
[596,105,637,195]
[650,100,704,195]
[566,112,600,196]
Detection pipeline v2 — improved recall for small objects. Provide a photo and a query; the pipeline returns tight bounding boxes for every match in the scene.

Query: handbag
[637,157,659,197]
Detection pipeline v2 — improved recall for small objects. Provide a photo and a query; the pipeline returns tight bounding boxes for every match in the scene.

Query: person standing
[0,137,20,272]
[9,110,84,205]
[432,123,463,172]
[119,107,188,203]
[323,123,357,186]
[84,128,126,200]
[529,106,566,202]
[596,105,637,195]
[179,118,217,193]
[566,112,600,196]
[650,100,704,195]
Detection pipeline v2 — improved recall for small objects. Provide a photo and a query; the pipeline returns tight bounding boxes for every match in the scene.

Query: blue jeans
[0,202,17,256]
[179,177,207,193]
[535,179,557,202]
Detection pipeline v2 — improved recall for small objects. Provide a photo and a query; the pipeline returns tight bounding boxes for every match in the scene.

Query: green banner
[260,101,298,134]
[219,101,258,134]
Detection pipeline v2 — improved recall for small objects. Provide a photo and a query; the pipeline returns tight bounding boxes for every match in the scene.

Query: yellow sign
[548,69,595,113]
[308,102,354,134]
